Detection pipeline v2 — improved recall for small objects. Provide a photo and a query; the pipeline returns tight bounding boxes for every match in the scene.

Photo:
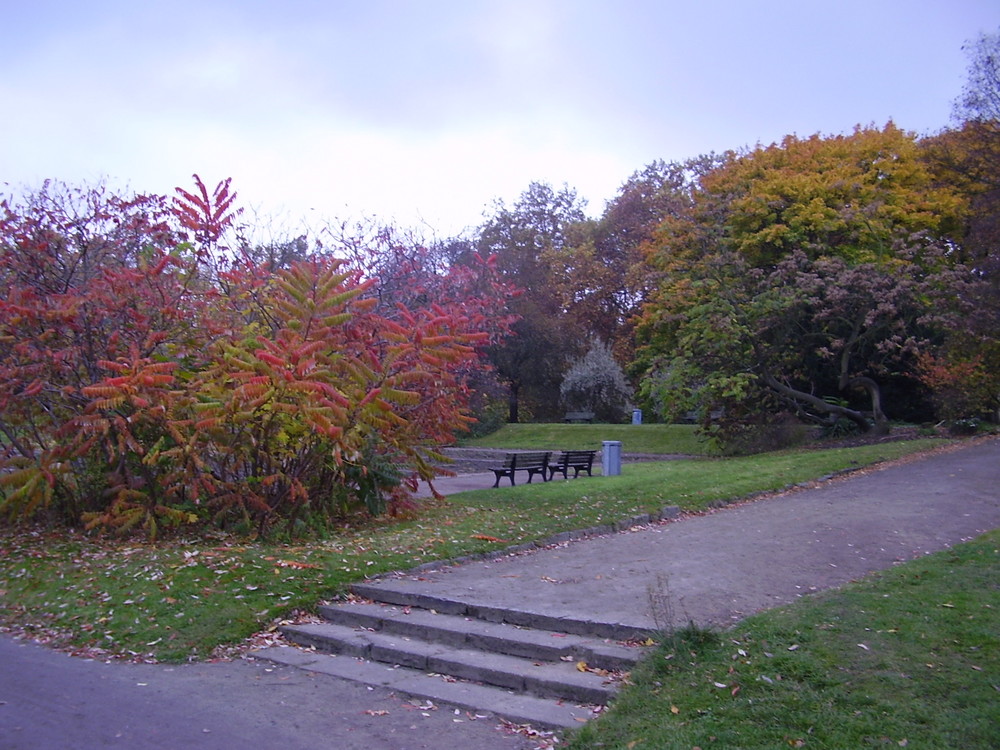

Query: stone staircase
[255,581,653,730]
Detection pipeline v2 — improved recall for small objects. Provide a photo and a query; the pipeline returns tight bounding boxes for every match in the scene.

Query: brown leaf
[276,560,321,570]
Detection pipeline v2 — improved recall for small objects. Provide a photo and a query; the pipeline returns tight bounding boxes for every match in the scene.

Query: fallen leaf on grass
[470,534,508,543]
[275,560,321,570]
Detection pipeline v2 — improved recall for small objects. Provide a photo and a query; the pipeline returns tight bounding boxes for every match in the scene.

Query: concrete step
[350,581,650,641]
[315,601,642,671]
[255,645,597,729]
[280,621,618,705]
[256,581,654,730]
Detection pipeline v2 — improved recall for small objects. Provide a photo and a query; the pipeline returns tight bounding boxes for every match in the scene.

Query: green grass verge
[0,439,945,664]
[568,528,1000,749]
[460,422,709,455]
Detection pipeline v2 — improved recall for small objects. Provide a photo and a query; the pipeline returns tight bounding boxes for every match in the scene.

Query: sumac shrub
[0,178,515,538]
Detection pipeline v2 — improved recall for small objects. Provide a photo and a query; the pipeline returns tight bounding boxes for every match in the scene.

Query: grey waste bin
[602,440,622,476]
[632,409,642,425]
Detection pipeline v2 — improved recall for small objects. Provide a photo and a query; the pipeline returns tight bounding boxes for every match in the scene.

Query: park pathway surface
[1,438,998,749]
[390,437,1000,634]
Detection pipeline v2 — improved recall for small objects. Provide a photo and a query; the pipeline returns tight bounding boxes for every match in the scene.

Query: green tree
[477,182,587,422]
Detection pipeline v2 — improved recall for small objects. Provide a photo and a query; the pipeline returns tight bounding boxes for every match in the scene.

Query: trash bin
[632,409,642,425]
[602,440,622,476]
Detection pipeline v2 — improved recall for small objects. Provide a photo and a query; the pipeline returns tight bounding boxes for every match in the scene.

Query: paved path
[401,439,1000,632]
[2,438,997,749]
[0,635,534,750]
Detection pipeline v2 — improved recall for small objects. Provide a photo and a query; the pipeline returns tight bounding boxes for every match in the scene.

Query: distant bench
[490,451,551,487]
[547,450,597,480]
[563,411,595,423]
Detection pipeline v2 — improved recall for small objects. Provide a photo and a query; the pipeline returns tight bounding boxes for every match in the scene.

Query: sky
[2,0,998,239]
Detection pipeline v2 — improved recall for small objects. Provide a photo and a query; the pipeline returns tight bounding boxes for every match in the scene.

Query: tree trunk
[845,376,890,435]
[507,382,520,424]
[761,369,872,432]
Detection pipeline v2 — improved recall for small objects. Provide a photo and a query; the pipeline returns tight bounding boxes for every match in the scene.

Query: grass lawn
[460,422,710,455]
[4,435,994,745]
[0,438,945,663]
[568,528,1000,749]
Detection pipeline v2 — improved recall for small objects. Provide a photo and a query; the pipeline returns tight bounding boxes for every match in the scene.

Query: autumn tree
[543,157,722,364]
[634,126,968,442]
[918,28,1000,421]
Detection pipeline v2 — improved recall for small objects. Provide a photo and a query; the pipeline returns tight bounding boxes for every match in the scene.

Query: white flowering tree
[560,339,633,423]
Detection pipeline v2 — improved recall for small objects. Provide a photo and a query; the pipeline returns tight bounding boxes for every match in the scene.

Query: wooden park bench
[563,411,595,423]
[490,451,551,487]
[547,449,597,480]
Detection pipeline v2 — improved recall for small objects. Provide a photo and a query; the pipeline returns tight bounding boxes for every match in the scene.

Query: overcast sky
[2,1,998,238]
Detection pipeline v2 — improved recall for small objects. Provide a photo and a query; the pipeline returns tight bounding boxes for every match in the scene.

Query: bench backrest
[555,450,595,463]
[515,451,550,467]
